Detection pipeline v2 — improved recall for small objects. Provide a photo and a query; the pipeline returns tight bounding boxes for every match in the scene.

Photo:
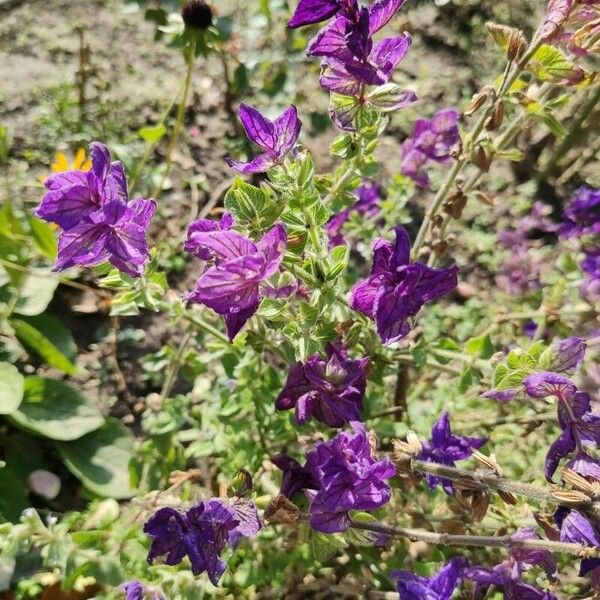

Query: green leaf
[310,531,346,563]
[539,113,568,139]
[10,318,77,374]
[529,44,583,84]
[458,366,475,392]
[0,362,24,414]
[138,123,167,144]
[343,512,382,546]
[57,418,136,499]
[367,83,417,112]
[27,215,57,259]
[10,377,103,440]
[465,334,495,359]
[329,94,360,130]
[13,274,58,316]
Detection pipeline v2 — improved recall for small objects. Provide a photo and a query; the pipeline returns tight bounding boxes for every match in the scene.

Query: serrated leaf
[10,377,103,440]
[310,531,346,563]
[465,334,495,359]
[367,83,417,112]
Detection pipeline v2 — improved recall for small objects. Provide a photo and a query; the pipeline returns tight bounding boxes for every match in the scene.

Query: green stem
[411,39,543,261]
[153,38,197,199]
[160,331,194,403]
[183,312,229,344]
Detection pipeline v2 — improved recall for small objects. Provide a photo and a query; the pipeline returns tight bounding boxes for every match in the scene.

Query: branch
[348,518,600,558]
[405,458,600,520]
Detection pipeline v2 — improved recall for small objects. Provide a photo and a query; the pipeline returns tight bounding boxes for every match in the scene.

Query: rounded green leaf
[0,362,24,414]
[10,377,103,440]
[57,418,136,499]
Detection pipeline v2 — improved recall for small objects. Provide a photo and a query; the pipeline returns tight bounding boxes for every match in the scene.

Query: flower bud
[181,0,213,30]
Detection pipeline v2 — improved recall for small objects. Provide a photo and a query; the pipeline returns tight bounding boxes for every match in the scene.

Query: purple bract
[275,344,369,427]
[184,220,287,340]
[400,109,460,187]
[350,226,458,345]
[417,411,486,494]
[144,498,261,585]
[35,142,155,277]
[391,557,467,600]
[225,104,301,173]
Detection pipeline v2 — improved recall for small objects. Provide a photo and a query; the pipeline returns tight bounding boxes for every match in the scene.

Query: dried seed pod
[550,489,592,506]
[486,101,505,131]
[475,191,495,207]
[264,494,301,524]
[473,145,493,172]
[443,190,468,219]
[432,240,448,257]
[464,87,494,116]
[507,30,528,61]
[472,491,491,523]
[562,468,594,495]
[498,490,518,505]
[473,450,504,476]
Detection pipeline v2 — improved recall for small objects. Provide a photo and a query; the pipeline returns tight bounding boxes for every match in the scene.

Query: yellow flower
[51,147,92,173]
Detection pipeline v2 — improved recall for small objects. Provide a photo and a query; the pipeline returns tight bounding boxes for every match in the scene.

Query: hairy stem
[348,519,600,557]
[407,458,600,520]
[411,39,543,261]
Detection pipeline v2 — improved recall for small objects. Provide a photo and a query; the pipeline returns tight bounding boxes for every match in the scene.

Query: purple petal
[307,17,353,61]
[237,103,276,152]
[225,153,277,174]
[223,302,260,340]
[186,230,258,262]
[523,372,578,401]
[256,223,287,278]
[288,0,339,28]
[273,105,302,157]
[370,34,412,73]
[368,0,408,33]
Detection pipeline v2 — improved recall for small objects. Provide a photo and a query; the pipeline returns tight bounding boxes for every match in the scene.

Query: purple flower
[545,336,587,375]
[287,0,353,29]
[35,142,155,277]
[54,199,156,277]
[272,453,320,499]
[417,412,486,494]
[225,104,301,173]
[559,186,600,238]
[185,223,287,340]
[144,499,261,585]
[37,142,128,230]
[510,528,558,580]
[120,581,165,600]
[463,564,558,600]
[308,422,395,533]
[523,371,578,401]
[555,507,600,578]
[400,109,460,187]
[538,0,575,41]
[319,34,413,95]
[391,557,467,600]
[275,344,369,427]
[307,0,407,60]
[581,247,600,301]
[566,451,600,480]
[350,226,459,345]
[121,581,144,600]
[544,389,600,481]
[184,213,234,260]
[326,182,382,247]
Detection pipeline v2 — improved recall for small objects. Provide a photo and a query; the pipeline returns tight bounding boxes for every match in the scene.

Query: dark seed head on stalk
[181,0,213,30]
